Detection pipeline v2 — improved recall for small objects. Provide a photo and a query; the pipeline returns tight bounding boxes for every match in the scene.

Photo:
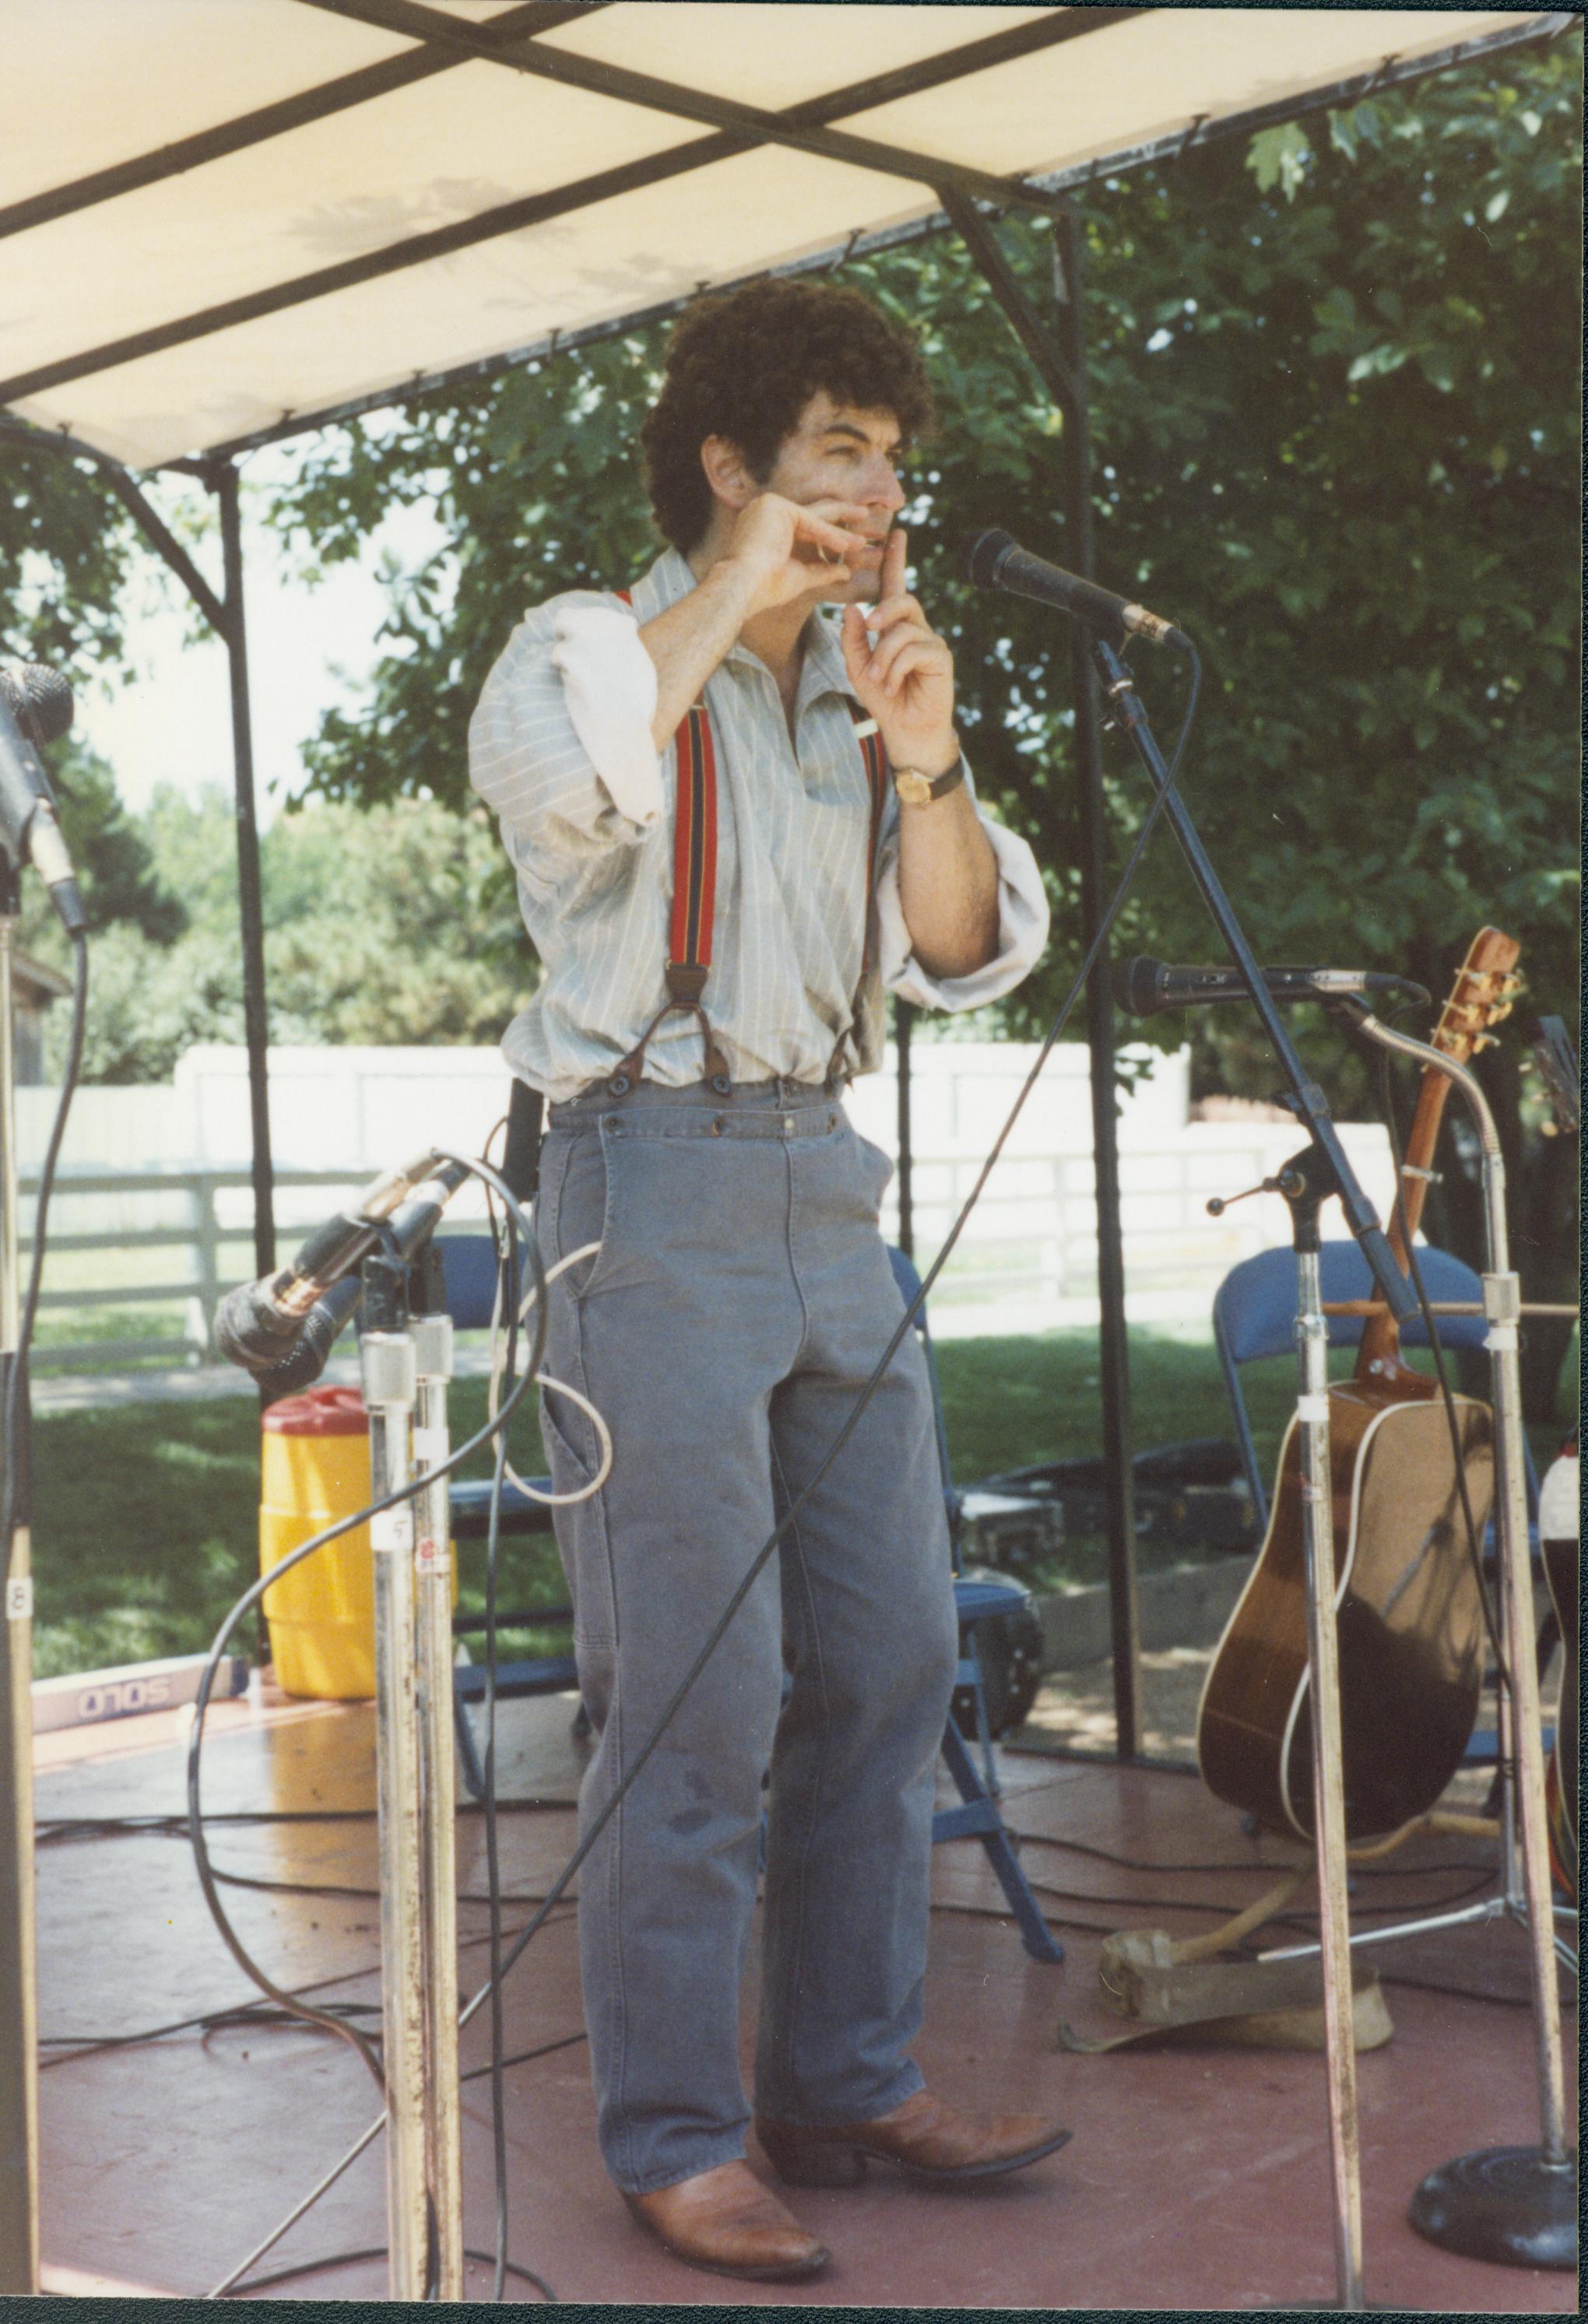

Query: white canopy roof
[1,2,1567,471]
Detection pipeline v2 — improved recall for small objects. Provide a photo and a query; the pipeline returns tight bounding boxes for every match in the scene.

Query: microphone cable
[183,1153,548,2092]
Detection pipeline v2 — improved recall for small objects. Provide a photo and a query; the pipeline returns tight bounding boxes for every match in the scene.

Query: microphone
[1112,958,1431,1018]
[964,529,1192,652]
[0,669,85,934]
[0,662,74,748]
[215,1151,466,1374]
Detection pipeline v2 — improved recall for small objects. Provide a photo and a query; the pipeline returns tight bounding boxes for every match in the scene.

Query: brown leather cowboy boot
[624,2159,830,2280]
[756,2089,1070,2189]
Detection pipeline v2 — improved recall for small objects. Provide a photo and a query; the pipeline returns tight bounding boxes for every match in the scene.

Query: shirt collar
[629,548,854,707]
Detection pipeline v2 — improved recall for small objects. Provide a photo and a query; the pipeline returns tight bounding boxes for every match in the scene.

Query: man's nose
[863,460,906,513]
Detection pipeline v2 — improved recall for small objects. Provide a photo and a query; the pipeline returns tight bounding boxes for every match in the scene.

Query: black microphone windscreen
[0,664,73,747]
[1111,957,1164,1018]
[964,528,1015,589]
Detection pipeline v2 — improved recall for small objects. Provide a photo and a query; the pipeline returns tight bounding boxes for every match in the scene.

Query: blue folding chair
[1212,1240,1537,1532]
[888,1246,1063,1964]
[1212,1237,1544,1770]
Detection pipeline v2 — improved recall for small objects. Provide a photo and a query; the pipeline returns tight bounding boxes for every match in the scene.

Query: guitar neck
[1357,1066,1449,1375]
[1354,926,1521,1381]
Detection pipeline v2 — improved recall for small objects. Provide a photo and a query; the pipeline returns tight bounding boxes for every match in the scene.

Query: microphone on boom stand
[0,662,85,935]
[964,528,1193,653]
[1112,957,1431,1018]
[216,1152,468,1379]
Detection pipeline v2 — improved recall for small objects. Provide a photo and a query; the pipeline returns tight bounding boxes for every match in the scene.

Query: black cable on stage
[183,1153,547,2094]
[1002,1826,1506,1883]
[216,2246,555,2301]
[451,644,1206,2051]
[3,928,86,1583]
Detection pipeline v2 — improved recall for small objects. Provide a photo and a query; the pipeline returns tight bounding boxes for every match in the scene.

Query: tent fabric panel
[2,62,701,385]
[838,9,1544,177]
[1,6,1569,468]
[532,3,1059,113]
[9,144,933,469]
[0,0,409,209]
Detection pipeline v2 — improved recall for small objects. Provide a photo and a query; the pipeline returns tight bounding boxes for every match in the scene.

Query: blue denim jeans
[534,1077,960,2195]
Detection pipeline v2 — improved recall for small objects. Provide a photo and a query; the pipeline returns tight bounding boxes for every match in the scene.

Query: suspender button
[710,1074,732,1097]
[608,1072,631,1097]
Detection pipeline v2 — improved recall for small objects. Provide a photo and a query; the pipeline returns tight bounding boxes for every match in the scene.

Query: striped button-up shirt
[469,547,1049,1102]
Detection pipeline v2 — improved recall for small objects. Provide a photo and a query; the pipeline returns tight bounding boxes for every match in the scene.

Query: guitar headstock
[1431,926,1522,1064]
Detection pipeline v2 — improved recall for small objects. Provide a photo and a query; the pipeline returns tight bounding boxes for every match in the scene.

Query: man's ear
[701,434,757,513]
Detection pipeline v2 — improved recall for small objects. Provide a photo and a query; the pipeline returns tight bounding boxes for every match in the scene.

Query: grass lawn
[29,1328,1575,1680]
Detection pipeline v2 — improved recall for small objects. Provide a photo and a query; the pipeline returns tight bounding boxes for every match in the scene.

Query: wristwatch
[893,753,966,807]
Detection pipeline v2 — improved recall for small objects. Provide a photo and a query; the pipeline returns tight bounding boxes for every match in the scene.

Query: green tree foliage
[48,740,187,944]
[41,787,530,1083]
[0,442,140,673]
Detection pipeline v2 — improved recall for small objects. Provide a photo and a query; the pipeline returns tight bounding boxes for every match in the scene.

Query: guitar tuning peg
[1473,1032,1499,1052]
[1491,1002,1514,1023]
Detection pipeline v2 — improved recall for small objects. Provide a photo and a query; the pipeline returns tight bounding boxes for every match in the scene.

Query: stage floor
[33,1680,1577,2309]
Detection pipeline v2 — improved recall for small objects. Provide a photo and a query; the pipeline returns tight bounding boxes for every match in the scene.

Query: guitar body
[1196,927,1519,1844]
[1199,1376,1494,1840]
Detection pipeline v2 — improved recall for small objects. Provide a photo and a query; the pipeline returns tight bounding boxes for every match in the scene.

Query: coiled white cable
[485,1241,613,1505]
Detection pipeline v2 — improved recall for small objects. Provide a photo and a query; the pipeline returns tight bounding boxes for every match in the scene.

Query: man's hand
[840,529,957,777]
[720,493,880,618]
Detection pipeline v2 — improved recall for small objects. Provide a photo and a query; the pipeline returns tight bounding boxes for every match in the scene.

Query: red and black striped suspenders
[608,589,887,1094]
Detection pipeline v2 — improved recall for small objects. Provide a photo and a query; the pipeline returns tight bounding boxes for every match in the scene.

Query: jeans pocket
[546,1126,620,1300]
[539,1378,598,1490]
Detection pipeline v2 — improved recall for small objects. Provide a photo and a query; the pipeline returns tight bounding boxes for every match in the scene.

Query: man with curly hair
[471,278,1060,2282]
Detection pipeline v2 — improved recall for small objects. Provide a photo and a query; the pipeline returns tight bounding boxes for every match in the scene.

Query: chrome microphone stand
[1337,1008,1576,2270]
[1225,1143,1368,2309]
[359,1238,464,2301]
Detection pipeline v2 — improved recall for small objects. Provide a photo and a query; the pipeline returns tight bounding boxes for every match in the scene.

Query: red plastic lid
[262,1384,369,1437]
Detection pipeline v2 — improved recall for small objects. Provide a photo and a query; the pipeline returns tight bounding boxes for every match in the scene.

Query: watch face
[895,769,931,804]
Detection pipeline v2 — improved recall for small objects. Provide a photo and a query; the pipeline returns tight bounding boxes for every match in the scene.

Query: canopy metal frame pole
[207,458,276,1279]
[942,191,1142,1760]
[0,425,277,1281]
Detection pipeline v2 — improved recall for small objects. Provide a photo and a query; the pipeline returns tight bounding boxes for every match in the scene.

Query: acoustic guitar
[1197,929,1523,1842]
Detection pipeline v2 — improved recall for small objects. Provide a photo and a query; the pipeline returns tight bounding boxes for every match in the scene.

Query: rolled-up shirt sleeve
[468,593,664,861]
[873,767,1050,1012]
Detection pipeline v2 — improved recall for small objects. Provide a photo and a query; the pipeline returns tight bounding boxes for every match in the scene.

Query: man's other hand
[721,493,878,617]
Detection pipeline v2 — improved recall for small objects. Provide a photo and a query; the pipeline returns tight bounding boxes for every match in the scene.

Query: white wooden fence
[19,1042,1395,1366]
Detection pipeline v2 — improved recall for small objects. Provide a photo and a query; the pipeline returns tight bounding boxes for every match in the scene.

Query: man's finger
[863,594,926,634]
[881,526,908,600]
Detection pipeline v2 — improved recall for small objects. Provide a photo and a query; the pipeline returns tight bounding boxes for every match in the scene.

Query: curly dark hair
[640,278,935,552]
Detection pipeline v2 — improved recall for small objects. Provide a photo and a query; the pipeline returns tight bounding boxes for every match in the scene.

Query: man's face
[757,391,908,601]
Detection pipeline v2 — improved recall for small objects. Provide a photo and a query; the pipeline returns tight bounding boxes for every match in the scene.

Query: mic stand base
[1408,2147,1577,2273]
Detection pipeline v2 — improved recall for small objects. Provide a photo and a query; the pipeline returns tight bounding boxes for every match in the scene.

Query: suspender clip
[664,962,709,1002]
